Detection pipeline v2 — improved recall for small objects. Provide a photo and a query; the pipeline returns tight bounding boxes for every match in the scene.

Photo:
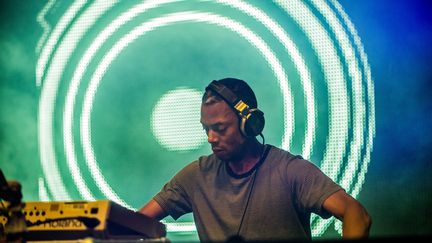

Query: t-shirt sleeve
[287,158,343,219]
[153,162,196,220]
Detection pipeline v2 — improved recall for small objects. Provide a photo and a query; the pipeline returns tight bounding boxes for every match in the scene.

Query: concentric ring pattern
[36,0,375,237]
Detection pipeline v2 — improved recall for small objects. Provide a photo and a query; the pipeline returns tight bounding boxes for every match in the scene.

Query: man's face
[200,101,246,161]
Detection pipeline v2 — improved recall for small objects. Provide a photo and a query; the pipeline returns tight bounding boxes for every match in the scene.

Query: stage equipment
[0,200,167,242]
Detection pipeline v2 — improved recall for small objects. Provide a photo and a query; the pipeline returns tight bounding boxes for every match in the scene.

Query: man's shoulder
[178,154,219,171]
[267,145,303,163]
[265,145,322,174]
[266,145,325,182]
[196,154,222,172]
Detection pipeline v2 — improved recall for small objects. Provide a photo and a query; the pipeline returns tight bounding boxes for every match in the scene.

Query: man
[139,78,371,242]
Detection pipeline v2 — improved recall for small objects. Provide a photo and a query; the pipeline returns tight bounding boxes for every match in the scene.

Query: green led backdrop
[1,0,385,241]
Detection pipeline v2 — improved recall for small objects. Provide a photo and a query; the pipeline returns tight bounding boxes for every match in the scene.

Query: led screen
[1,0,431,241]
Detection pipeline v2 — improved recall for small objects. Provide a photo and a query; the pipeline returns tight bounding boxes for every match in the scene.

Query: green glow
[330,0,376,233]
[277,0,349,189]
[35,0,56,53]
[276,0,351,235]
[63,0,178,204]
[38,0,117,201]
[36,0,87,86]
[38,177,50,202]
[312,0,365,193]
[151,87,206,151]
[330,0,376,198]
[36,0,375,237]
[163,221,197,232]
[217,0,315,158]
[81,10,290,211]
[60,0,294,223]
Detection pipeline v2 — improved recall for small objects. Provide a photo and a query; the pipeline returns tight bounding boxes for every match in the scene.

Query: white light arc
[217,0,315,158]
[36,0,57,53]
[276,0,349,188]
[330,0,376,199]
[63,0,178,204]
[276,0,354,235]
[81,11,292,209]
[38,0,117,201]
[36,0,88,86]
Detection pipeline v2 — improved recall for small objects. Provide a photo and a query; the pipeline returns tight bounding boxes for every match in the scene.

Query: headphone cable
[259,133,265,145]
[235,165,258,238]
[235,144,268,237]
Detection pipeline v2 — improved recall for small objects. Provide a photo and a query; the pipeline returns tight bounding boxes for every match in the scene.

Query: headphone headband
[206,81,237,103]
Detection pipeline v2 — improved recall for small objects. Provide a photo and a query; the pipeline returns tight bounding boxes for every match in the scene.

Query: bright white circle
[151,87,207,151]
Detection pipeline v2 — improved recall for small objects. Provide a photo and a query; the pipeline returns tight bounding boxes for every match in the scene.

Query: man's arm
[139,199,168,221]
[322,190,372,239]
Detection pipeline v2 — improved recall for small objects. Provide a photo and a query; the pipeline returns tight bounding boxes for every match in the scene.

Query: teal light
[151,87,206,151]
[35,0,375,238]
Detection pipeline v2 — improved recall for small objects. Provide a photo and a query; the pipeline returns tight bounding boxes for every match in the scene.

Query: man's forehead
[200,120,226,127]
[200,101,236,125]
[201,100,231,113]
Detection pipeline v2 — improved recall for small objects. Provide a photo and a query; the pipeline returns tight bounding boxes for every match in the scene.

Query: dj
[139,78,371,242]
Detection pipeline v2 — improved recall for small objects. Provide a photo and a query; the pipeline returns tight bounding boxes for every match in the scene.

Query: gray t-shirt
[153,145,342,242]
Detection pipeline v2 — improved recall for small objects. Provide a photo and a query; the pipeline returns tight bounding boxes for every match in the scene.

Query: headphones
[205,80,265,137]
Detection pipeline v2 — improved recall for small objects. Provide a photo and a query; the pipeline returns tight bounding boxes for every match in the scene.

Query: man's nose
[207,130,218,144]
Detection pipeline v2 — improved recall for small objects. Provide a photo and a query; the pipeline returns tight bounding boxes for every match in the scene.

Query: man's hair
[202,78,258,109]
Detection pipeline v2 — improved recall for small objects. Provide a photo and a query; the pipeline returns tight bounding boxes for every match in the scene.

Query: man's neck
[228,141,265,175]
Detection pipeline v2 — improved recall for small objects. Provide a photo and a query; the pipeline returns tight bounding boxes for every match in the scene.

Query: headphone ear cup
[241,109,265,137]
